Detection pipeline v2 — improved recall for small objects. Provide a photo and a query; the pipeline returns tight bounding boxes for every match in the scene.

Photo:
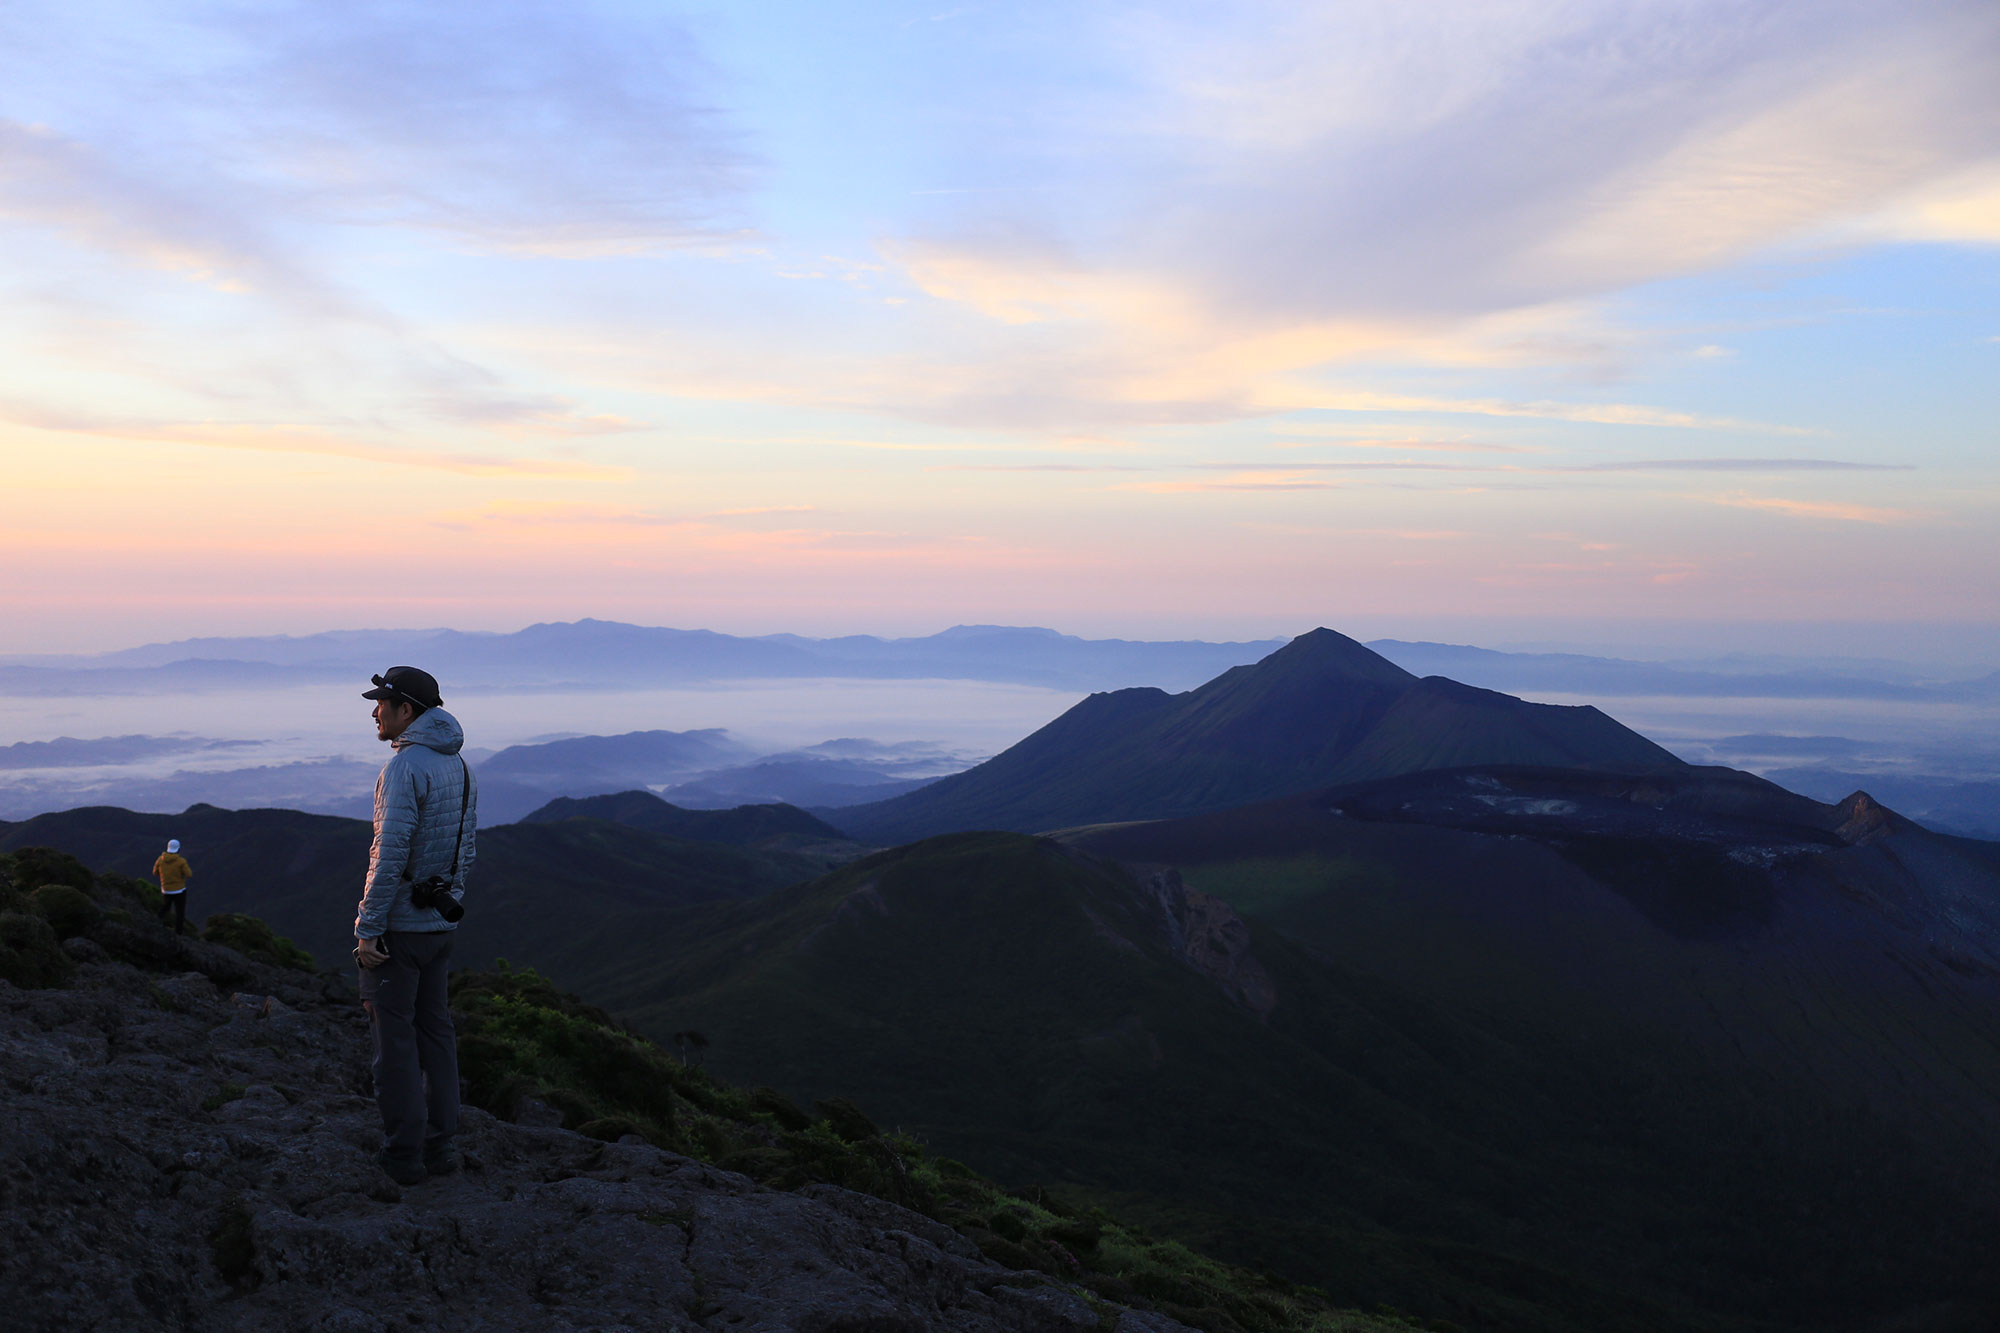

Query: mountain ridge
[6,621,1286,694]
[836,628,1682,842]
[0,802,824,974]
[587,774,2000,1330]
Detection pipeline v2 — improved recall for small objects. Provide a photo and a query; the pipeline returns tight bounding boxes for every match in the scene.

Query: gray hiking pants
[358,929,459,1157]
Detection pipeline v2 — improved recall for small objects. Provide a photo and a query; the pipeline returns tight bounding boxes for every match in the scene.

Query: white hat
[167,839,180,853]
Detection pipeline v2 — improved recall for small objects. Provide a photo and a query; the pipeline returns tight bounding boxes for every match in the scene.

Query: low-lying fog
[4,636,1997,839]
[0,677,1076,766]
[0,678,1082,821]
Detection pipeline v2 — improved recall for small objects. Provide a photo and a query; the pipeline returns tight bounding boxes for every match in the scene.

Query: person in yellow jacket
[152,838,193,936]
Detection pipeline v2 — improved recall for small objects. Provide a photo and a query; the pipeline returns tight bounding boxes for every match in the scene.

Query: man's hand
[355,935,391,969]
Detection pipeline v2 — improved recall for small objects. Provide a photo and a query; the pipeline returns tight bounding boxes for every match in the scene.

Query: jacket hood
[393,707,464,756]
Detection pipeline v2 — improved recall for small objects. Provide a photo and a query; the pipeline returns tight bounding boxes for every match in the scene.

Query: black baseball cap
[362,666,443,709]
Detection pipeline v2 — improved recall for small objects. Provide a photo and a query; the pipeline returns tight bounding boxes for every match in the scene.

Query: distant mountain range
[655,739,970,812]
[835,628,1681,842]
[8,617,1995,700]
[0,622,1286,693]
[472,733,965,824]
[0,734,260,769]
[7,618,1994,835]
[1369,639,2000,701]
[0,730,970,827]
[473,728,757,824]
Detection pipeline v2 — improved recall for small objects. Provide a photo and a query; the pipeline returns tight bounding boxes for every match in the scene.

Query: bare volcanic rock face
[0,952,1190,1333]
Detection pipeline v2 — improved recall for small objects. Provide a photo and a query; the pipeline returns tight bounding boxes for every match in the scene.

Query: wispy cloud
[435,501,817,528]
[1579,458,1911,473]
[1700,493,1919,523]
[1124,478,1339,493]
[154,425,630,480]
[0,120,339,304]
[1293,392,1817,433]
[1347,529,1474,540]
[933,455,1904,478]
[0,402,628,480]
[874,1,1998,423]
[930,463,1150,473]
[0,2,750,262]
[411,380,647,437]
[1272,437,1542,454]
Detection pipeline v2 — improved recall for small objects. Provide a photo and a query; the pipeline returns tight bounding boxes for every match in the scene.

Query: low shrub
[440,964,1388,1333]
[748,1086,812,1131]
[0,911,76,988]
[815,1096,880,1143]
[95,872,160,915]
[27,884,103,938]
[450,969,681,1144]
[202,913,316,971]
[971,1230,1040,1270]
[0,847,93,895]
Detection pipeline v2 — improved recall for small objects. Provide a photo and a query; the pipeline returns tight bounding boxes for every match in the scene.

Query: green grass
[201,1083,248,1112]
[448,959,1408,1333]
[1179,854,1391,919]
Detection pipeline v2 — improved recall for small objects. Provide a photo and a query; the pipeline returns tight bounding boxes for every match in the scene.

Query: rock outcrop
[1833,789,1897,845]
[1131,867,1277,1019]
[0,946,1192,1333]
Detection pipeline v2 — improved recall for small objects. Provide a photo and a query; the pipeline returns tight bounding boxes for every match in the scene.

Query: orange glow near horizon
[0,2,1994,658]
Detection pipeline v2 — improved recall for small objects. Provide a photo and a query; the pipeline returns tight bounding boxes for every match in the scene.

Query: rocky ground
[0,933,1193,1333]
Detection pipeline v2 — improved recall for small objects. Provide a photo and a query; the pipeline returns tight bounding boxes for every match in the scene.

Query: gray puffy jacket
[356,707,477,938]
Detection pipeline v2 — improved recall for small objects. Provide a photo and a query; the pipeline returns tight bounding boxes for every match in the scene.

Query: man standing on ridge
[355,665,476,1186]
[152,838,192,935]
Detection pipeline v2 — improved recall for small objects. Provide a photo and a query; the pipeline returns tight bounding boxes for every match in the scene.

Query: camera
[409,874,466,923]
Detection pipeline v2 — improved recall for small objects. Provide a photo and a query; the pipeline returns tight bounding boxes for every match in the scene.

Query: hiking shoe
[423,1140,460,1176]
[377,1150,426,1186]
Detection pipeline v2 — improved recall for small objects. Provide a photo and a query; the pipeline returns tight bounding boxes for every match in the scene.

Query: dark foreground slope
[0,804,823,978]
[836,628,1680,843]
[0,851,1397,1333]
[587,783,2000,1333]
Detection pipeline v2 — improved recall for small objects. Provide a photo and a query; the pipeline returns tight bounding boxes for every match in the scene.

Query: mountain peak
[838,626,1682,842]
[1833,789,1900,845]
[934,624,1070,641]
[1258,628,1417,688]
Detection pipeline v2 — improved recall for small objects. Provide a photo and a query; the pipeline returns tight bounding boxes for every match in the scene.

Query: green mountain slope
[0,804,819,976]
[581,793,2000,1332]
[518,790,867,871]
[835,628,1681,843]
[520,790,842,841]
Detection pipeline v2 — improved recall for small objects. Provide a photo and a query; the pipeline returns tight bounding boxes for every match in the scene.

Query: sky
[1,0,1996,658]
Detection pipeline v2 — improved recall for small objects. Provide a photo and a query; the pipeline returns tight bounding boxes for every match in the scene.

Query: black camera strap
[401,756,470,884]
